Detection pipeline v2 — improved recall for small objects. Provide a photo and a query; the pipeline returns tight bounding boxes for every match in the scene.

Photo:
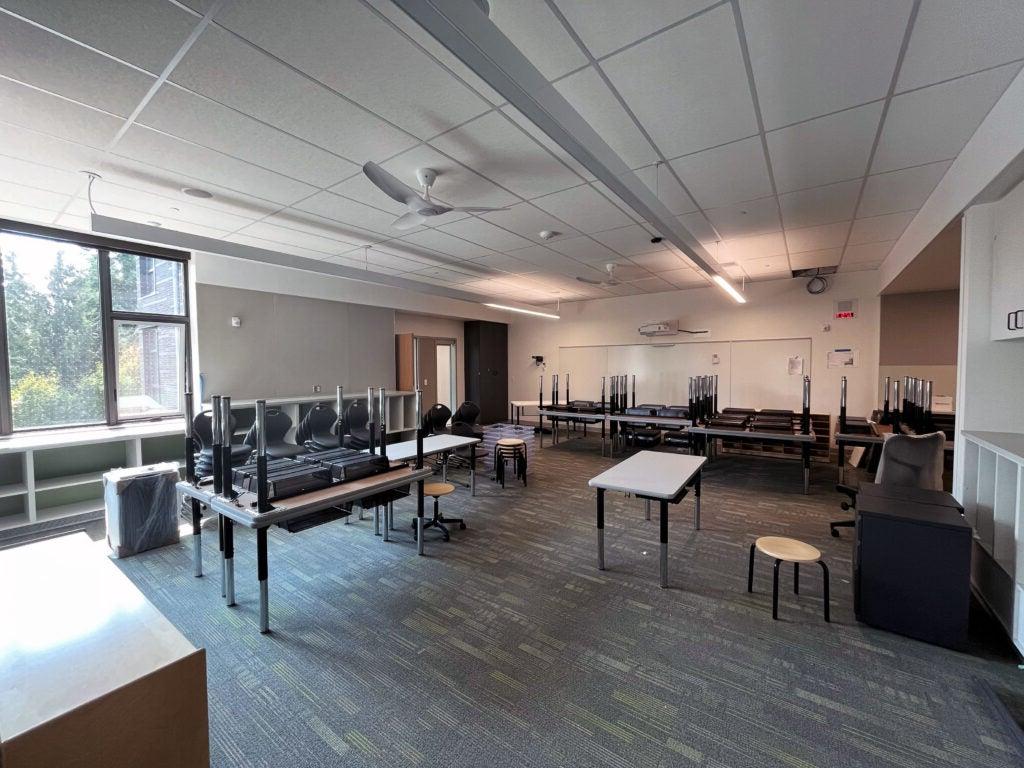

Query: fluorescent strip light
[484,302,560,319]
[713,275,747,304]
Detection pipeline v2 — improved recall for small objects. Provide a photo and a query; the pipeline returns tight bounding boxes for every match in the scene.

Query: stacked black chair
[449,401,483,472]
[424,403,453,435]
[193,411,252,477]
[622,406,661,448]
[243,409,306,459]
[341,400,371,449]
[296,403,339,451]
[659,406,690,449]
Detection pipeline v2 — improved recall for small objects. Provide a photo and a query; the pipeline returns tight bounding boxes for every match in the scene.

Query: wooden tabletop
[589,451,705,499]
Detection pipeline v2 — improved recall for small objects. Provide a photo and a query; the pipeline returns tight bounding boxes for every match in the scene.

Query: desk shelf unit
[959,431,1024,655]
[0,421,185,542]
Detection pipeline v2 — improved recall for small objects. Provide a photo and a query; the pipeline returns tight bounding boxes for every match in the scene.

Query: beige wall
[504,270,882,418]
[878,289,959,400]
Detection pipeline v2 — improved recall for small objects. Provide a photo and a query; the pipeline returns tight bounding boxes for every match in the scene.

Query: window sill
[0,420,184,454]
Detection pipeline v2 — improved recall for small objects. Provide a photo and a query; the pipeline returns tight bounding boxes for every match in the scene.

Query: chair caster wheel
[459,522,466,530]
[840,502,850,511]
[830,528,840,538]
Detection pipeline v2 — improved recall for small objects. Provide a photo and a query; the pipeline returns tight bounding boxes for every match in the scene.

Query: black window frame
[0,219,191,434]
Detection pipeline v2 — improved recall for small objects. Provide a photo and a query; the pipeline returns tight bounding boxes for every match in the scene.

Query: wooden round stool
[748,536,830,622]
[413,482,463,542]
[493,438,527,488]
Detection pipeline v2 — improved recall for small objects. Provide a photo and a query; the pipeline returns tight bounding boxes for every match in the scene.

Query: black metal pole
[184,382,196,485]
[839,376,847,433]
[415,389,425,556]
[713,374,718,416]
[220,396,234,499]
[378,387,387,459]
[801,376,811,435]
[336,385,344,448]
[211,395,223,495]
[631,374,636,408]
[892,378,902,432]
[367,386,376,454]
[256,399,271,512]
[881,375,891,423]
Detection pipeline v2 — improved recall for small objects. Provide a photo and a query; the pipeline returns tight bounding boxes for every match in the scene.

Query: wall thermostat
[230,316,242,327]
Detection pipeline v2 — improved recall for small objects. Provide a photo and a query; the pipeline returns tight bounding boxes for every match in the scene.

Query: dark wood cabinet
[464,321,508,424]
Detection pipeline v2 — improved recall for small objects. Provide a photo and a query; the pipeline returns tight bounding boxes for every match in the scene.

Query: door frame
[413,335,457,410]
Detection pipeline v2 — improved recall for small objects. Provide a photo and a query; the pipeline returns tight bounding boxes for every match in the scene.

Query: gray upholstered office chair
[831,431,945,537]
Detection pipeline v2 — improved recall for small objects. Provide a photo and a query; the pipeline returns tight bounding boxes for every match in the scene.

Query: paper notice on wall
[827,348,858,368]
[787,356,804,375]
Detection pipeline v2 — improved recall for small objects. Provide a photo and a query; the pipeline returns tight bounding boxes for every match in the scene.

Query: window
[0,221,190,433]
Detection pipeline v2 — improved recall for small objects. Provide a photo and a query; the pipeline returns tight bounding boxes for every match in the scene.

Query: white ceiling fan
[362,162,508,230]
[576,263,621,286]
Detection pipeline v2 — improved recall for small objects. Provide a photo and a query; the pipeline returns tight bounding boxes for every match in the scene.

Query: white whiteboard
[558,337,810,409]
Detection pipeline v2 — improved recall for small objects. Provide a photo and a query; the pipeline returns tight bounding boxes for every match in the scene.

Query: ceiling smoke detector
[182,187,213,199]
[538,230,559,240]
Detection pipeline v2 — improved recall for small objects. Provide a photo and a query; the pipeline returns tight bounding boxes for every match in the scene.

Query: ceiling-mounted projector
[638,321,678,337]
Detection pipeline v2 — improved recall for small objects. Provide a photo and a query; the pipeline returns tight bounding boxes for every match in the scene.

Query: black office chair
[659,407,690,449]
[193,411,253,476]
[424,403,452,435]
[243,409,306,459]
[297,403,339,451]
[831,431,946,537]
[341,400,370,450]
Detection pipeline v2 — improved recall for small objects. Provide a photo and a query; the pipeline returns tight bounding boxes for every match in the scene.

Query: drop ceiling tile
[0,78,123,148]
[0,180,70,211]
[741,256,790,275]
[591,224,665,257]
[545,234,619,263]
[112,125,317,206]
[0,200,57,225]
[705,196,781,239]
[171,26,416,162]
[874,63,1020,174]
[479,203,582,244]
[838,260,882,273]
[604,282,647,297]
[506,245,587,274]
[382,144,518,210]
[67,199,233,239]
[329,172,406,216]
[602,5,757,158]
[849,211,916,245]
[500,105,594,181]
[0,155,86,196]
[489,0,588,79]
[858,161,951,219]
[1,0,197,74]
[265,208,386,248]
[293,191,408,236]
[0,13,155,116]
[553,67,659,169]
[897,0,1024,91]
[83,181,256,231]
[554,0,719,59]
[844,240,895,264]
[627,276,674,293]
[137,85,358,188]
[632,164,698,216]
[235,220,357,254]
[399,229,496,260]
[767,102,882,193]
[465,252,537,274]
[719,231,787,262]
[660,266,708,287]
[785,221,850,253]
[358,248,430,273]
[0,123,104,175]
[225,232,338,261]
[629,249,689,271]
[779,179,860,229]
[670,136,771,209]
[532,185,634,234]
[56,213,92,231]
[789,248,843,269]
[436,217,533,252]
[740,0,914,129]
[430,111,581,199]
[676,211,719,242]
[368,242,455,268]
[212,0,489,139]
[409,266,477,284]
[589,181,644,223]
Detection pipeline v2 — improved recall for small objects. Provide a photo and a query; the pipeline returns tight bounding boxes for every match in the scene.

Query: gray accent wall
[195,284,395,400]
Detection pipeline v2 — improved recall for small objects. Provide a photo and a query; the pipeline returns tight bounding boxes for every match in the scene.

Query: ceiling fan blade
[576,276,603,285]
[392,211,427,230]
[363,162,426,208]
[449,206,510,213]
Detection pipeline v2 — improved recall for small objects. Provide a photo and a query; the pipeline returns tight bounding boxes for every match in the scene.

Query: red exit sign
[834,310,856,319]
[833,299,858,319]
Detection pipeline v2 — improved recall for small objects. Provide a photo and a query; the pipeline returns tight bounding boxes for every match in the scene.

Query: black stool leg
[772,559,781,620]
[794,563,799,595]
[819,560,830,623]
[747,543,756,592]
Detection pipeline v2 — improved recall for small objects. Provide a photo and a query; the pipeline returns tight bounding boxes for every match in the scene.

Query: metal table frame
[687,426,817,494]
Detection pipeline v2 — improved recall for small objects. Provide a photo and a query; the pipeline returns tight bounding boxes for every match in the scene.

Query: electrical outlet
[313,385,321,393]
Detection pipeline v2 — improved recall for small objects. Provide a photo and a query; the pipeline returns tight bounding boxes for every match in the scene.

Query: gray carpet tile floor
[114,438,1024,768]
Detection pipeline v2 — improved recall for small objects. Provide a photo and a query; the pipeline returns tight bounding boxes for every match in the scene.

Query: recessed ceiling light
[538,230,559,240]
[181,187,213,199]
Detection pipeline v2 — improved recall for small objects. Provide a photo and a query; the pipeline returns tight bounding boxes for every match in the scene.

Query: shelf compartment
[0,453,24,487]
[35,472,105,492]
[140,434,184,466]
[993,456,1019,574]
[34,499,106,524]
[0,483,28,499]
[33,441,129,484]
[0,496,28,531]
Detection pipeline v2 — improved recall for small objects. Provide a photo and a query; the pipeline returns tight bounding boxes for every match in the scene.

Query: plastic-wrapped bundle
[103,463,181,558]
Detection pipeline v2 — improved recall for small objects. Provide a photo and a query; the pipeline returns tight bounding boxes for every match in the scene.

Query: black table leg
[802,443,811,494]
[772,558,781,619]
[257,526,269,633]
[659,499,669,588]
[223,517,235,607]
[794,562,799,594]
[190,497,203,578]
[218,513,225,598]
[693,470,702,530]
[818,560,830,623]
[747,543,756,592]
[597,487,605,570]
